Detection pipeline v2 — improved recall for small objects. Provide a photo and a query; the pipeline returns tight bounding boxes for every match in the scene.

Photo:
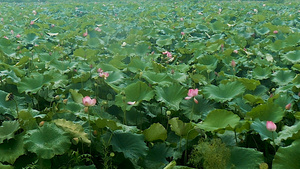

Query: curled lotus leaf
[24,123,71,159]
[53,119,91,145]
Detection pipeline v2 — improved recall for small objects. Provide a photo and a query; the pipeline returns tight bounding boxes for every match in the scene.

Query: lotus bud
[231,60,236,68]
[285,103,291,110]
[181,32,185,35]
[273,30,278,34]
[55,95,60,100]
[266,121,276,132]
[63,99,68,104]
[39,121,44,127]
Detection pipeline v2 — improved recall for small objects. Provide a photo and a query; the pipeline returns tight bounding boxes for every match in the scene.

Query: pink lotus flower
[3,36,8,39]
[10,30,14,34]
[162,51,174,61]
[30,21,34,25]
[99,72,109,79]
[32,10,37,15]
[233,50,238,54]
[95,27,101,32]
[185,89,199,104]
[180,18,183,21]
[82,96,96,107]
[181,32,185,35]
[285,103,291,110]
[51,24,55,28]
[16,34,21,38]
[273,30,278,34]
[266,121,276,132]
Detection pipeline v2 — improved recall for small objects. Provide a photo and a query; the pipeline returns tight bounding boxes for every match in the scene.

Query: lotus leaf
[141,143,172,169]
[155,83,187,111]
[17,72,53,94]
[143,123,167,142]
[273,139,300,169]
[197,109,240,132]
[275,121,300,145]
[110,130,148,160]
[24,123,71,159]
[247,101,284,123]
[168,118,198,139]
[0,135,24,164]
[228,147,264,168]
[272,70,295,86]
[0,121,19,144]
[203,81,245,103]
[53,119,91,145]
[251,120,278,141]
[282,51,300,63]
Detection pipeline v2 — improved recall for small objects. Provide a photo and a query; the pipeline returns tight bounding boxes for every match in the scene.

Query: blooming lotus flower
[82,96,96,107]
[162,51,174,61]
[3,36,8,39]
[266,121,277,132]
[83,32,88,37]
[181,32,185,35]
[233,50,238,54]
[273,30,278,34]
[99,72,109,79]
[30,21,34,25]
[185,89,199,104]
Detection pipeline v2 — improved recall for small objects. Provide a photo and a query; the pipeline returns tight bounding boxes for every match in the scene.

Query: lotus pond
[0,0,300,168]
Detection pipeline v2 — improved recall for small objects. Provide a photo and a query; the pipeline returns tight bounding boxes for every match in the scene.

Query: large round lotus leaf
[125,81,155,102]
[251,120,278,141]
[273,139,300,169]
[228,147,264,168]
[253,66,271,80]
[203,81,245,103]
[181,95,215,121]
[142,71,173,87]
[143,123,167,142]
[53,119,90,145]
[128,57,149,73]
[110,130,148,160]
[275,121,300,145]
[17,72,53,94]
[272,70,295,86]
[197,109,240,132]
[0,135,24,164]
[246,102,284,123]
[156,35,174,47]
[282,50,300,63]
[0,121,19,144]
[237,78,260,91]
[24,123,71,159]
[155,83,187,111]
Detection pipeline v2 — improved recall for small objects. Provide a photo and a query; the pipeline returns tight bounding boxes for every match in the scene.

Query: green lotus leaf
[251,120,278,141]
[95,118,121,131]
[272,70,295,86]
[0,90,23,117]
[265,40,286,52]
[273,139,300,169]
[203,81,245,103]
[243,94,264,105]
[73,165,96,169]
[197,109,240,132]
[0,163,13,169]
[135,42,151,56]
[211,21,225,32]
[128,57,149,73]
[156,35,174,47]
[256,27,270,35]
[18,109,38,131]
[196,55,218,71]
[246,101,284,123]
[275,121,300,145]
[253,66,271,80]
[285,34,300,47]
[24,33,38,44]
[155,83,187,111]
[196,25,209,32]
[237,78,260,91]
[0,121,19,144]
[87,37,104,48]
[292,74,300,88]
[53,119,90,145]
[142,71,173,86]
[0,135,24,164]
[71,71,90,83]
[125,81,155,103]
[110,130,148,160]
[18,72,53,94]
[141,143,172,169]
[282,51,300,63]
[143,123,167,142]
[228,147,264,168]
[181,95,215,121]
[24,123,71,159]
[69,89,83,104]
[168,118,198,139]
